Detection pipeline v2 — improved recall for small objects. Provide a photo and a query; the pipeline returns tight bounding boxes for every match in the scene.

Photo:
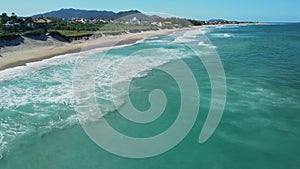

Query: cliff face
[0,32,71,49]
[0,35,24,48]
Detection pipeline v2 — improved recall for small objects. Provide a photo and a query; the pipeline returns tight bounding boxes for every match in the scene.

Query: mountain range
[31,8,159,20]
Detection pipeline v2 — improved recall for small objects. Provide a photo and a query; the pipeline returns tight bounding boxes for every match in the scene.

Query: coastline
[0,27,193,71]
[0,23,260,71]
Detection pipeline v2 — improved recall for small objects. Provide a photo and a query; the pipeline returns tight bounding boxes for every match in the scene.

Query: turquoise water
[0,23,300,168]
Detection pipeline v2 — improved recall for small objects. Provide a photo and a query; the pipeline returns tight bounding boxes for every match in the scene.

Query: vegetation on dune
[56,24,160,37]
[100,24,159,32]
[56,30,96,37]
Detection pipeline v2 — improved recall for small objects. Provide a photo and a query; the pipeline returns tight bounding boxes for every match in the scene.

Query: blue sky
[0,0,299,22]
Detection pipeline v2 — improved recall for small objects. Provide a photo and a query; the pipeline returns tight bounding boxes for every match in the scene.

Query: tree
[1,13,9,31]
[1,13,9,24]
[18,18,26,32]
[11,12,18,24]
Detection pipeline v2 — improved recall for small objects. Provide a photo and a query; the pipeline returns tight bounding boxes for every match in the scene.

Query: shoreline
[0,27,192,71]
[0,23,259,71]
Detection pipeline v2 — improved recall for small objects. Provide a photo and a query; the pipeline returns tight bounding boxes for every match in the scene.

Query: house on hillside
[164,21,172,25]
[4,21,15,26]
[74,19,86,24]
[33,18,52,24]
[151,21,163,27]
[33,18,52,28]
[130,17,141,25]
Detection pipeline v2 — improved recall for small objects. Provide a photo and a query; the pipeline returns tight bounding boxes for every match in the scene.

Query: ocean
[0,23,299,168]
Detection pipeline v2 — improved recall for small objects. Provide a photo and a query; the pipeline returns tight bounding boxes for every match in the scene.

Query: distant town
[0,9,257,42]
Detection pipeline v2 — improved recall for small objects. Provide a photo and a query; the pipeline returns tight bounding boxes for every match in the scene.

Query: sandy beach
[0,28,193,70]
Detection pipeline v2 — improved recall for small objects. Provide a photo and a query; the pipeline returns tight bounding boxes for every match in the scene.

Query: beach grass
[57,30,96,37]
[0,32,17,38]
[56,24,160,37]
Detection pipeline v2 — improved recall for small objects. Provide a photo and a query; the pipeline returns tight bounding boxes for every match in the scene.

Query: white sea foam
[210,33,233,38]
[91,47,190,112]
[0,131,7,160]
[174,28,209,43]
[224,33,232,37]
[147,39,171,43]
[0,42,137,82]
[1,37,191,135]
[0,132,6,149]
[0,31,196,153]
[215,25,224,28]
[0,53,78,82]
[198,41,217,48]
[135,38,145,43]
